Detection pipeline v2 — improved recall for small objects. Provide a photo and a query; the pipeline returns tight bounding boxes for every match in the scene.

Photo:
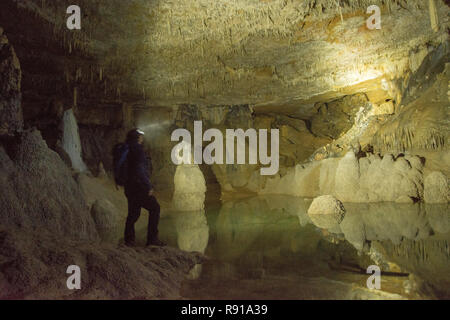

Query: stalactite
[73,87,78,107]
[336,0,344,23]
[428,0,439,32]
[76,67,82,82]
[374,126,446,152]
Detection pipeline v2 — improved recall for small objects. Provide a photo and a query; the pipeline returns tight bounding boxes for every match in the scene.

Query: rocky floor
[0,226,203,300]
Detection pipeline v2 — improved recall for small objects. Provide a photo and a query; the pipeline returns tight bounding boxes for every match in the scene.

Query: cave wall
[0,27,22,135]
[0,0,448,198]
[0,1,135,173]
[0,25,99,241]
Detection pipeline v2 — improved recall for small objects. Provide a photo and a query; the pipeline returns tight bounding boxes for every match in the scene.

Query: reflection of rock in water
[336,203,433,250]
[212,196,449,298]
[424,172,449,204]
[425,204,450,234]
[318,202,450,298]
[170,210,209,254]
[259,195,312,226]
[214,196,324,273]
[214,198,267,261]
[170,210,209,280]
[373,239,450,298]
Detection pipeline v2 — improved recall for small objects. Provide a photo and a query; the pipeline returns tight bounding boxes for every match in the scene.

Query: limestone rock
[424,171,449,203]
[0,28,22,135]
[0,129,98,240]
[260,150,426,203]
[335,151,360,202]
[361,155,422,202]
[0,226,202,299]
[61,109,88,172]
[311,95,367,139]
[319,158,340,196]
[91,199,119,241]
[307,195,346,229]
[395,195,414,204]
[373,101,395,115]
[173,164,206,211]
[2,0,449,113]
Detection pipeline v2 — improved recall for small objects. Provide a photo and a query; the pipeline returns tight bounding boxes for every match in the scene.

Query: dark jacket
[125,142,153,196]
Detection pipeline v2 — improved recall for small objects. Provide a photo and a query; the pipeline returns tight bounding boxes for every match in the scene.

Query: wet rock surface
[424,171,449,204]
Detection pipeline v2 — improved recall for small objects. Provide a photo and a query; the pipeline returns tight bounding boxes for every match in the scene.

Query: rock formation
[0,129,98,240]
[307,195,346,229]
[424,171,450,203]
[258,150,442,203]
[62,109,88,172]
[0,27,22,136]
[91,199,120,242]
[172,142,207,211]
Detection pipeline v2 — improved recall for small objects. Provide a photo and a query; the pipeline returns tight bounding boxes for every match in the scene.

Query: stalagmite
[61,109,88,172]
[172,142,206,211]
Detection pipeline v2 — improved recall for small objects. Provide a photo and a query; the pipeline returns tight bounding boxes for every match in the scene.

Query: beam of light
[139,120,172,133]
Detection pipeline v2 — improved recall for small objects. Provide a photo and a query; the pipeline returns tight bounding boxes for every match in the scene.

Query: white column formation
[172,142,207,211]
[61,108,88,172]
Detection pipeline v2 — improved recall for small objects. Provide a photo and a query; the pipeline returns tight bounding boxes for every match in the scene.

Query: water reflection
[168,210,209,253]
[161,196,449,299]
[165,209,209,280]
[338,203,441,250]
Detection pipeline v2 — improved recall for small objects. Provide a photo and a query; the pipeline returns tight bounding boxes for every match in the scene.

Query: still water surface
[153,195,449,299]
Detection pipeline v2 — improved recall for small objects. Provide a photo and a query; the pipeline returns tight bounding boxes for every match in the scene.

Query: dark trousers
[124,192,160,245]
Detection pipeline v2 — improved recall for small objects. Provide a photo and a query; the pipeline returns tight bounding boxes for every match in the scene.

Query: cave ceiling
[12,0,450,112]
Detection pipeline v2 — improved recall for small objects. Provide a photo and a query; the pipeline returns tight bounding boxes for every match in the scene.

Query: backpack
[112,143,129,187]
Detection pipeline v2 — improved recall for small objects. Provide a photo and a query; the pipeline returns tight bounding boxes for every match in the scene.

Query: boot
[124,240,136,247]
[147,238,167,247]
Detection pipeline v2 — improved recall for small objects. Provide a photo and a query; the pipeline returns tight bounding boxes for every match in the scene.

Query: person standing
[123,129,166,247]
